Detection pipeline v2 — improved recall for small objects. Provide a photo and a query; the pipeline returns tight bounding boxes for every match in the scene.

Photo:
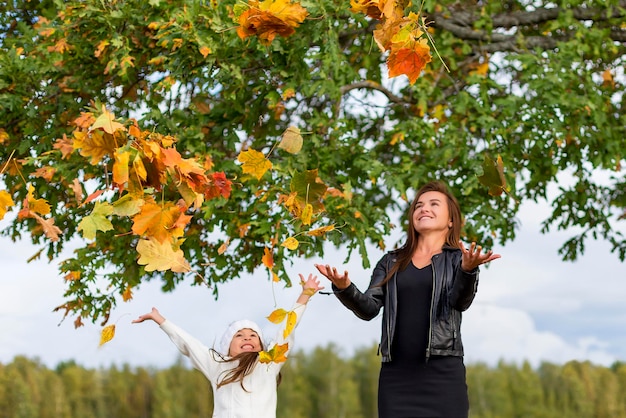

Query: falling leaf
[77,201,114,240]
[31,213,63,241]
[281,236,299,250]
[237,0,309,45]
[0,190,15,220]
[99,324,116,346]
[477,154,507,196]
[262,247,274,269]
[278,126,303,154]
[267,308,288,324]
[283,310,297,339]
[387,37,432,84]
[290,169,327,213]
[259,342,289,364]
[136,237,192,273]
[122,287,133,302]
[237,148,272,181]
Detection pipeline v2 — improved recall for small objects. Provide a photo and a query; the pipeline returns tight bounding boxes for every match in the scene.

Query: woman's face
[412,191,451,235]
[228,328,262,356]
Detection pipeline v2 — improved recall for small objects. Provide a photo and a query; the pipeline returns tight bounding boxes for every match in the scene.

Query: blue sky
[1,196,625,370]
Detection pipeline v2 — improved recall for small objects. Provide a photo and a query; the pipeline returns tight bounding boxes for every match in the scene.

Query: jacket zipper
[426,254,437,362]
[386,257,395,361]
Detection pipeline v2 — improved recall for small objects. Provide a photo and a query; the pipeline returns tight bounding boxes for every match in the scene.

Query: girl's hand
[300,273,324,296]
[132,307,165,325]
[314,263,351,290]
[460,241,501,272]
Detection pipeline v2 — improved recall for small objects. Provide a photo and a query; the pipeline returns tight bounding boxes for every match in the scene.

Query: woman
[315,181,500,418]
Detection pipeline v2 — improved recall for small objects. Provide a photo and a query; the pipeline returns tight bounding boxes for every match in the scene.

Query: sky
[1,194,625,371]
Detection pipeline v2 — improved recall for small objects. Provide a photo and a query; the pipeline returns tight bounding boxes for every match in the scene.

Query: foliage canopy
[1,0,625,324]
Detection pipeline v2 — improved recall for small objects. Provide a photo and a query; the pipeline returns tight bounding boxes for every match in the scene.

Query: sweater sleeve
[159,320,220,381]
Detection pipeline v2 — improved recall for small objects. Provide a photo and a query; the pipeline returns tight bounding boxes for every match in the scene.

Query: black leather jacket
[334,247,479,362]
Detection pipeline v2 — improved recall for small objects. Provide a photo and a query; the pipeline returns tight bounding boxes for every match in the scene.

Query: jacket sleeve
[332,254,388,320]
[450,262,479,311]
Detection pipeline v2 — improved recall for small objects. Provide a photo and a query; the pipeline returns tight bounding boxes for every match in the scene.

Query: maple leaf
[99,324,116,346]
[281,236,299,250]
[237,0,308,45]
[218,238,230,255]
[205,171,232,200]
[266,308,297,339]
[70,178,83,203]
[122,287,133,302]
[0,190,15,220]
[290,169,328,214]
[259,342,289,364]
[53,133,76,159]
[278,126,303,154]
[22,185,51,217]
[237,148,272,181]
[478,154,507,197]
[111,194,144,217]
[131,201,181,243]
[113,149,130,187]
[72,130,117,165]
[350,0,383,19]
[136,237,191,273]
[91,105,126,135]
[77,201,114,240]
[31,213,62,242]
[387,37,432,85]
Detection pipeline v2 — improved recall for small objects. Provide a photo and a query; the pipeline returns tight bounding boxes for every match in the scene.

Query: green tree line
[1,344,625,418]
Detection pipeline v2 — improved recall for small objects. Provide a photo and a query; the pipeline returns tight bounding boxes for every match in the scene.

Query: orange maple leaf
[205,172,232,200]
[259,343,289,364]
[237,0,308,45]
[31,213,62,242]
[53,134,75,159]
[131,201,181,243]
[387,37,432,85]
[72,129,117,165]
[0,190,15,221]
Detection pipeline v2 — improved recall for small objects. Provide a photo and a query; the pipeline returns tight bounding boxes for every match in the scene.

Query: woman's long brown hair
[378,180,463,287]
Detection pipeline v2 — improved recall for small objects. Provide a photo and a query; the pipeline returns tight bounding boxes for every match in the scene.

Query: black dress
[378,262,469,418]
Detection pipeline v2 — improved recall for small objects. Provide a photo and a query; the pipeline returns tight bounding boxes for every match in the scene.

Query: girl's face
[412,191,451,234]
[228,328,262,356]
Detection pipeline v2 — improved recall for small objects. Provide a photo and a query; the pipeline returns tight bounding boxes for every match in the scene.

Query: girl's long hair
[379,180,463,287]
[212,342,282,391]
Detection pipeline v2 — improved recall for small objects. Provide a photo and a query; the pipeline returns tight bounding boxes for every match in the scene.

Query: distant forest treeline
[1,344,625,418]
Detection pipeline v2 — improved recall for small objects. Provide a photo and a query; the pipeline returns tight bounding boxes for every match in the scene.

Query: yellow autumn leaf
[267,308,288,324]
[259,342,289,364]
[278,126,303,154]
[136,237,191,273]
[218,238,230,255]
[0,190,15,220]
[307,224,335,237]
[99,324,116,346]
[237,149,272,181]
[283,310,297,339]
[281,236,299,250]
[91,105,126,135]
[300,203,313,225]
[262,247,274,269]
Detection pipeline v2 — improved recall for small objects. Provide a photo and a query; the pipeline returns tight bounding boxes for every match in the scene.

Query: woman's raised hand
[460,241,501,272]
[314,263,351,290]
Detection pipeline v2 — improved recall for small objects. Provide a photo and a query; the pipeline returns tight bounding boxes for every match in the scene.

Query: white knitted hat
[218,319,264,356]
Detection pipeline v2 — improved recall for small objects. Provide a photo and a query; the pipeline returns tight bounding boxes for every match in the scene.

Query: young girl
[132,273,323,418]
